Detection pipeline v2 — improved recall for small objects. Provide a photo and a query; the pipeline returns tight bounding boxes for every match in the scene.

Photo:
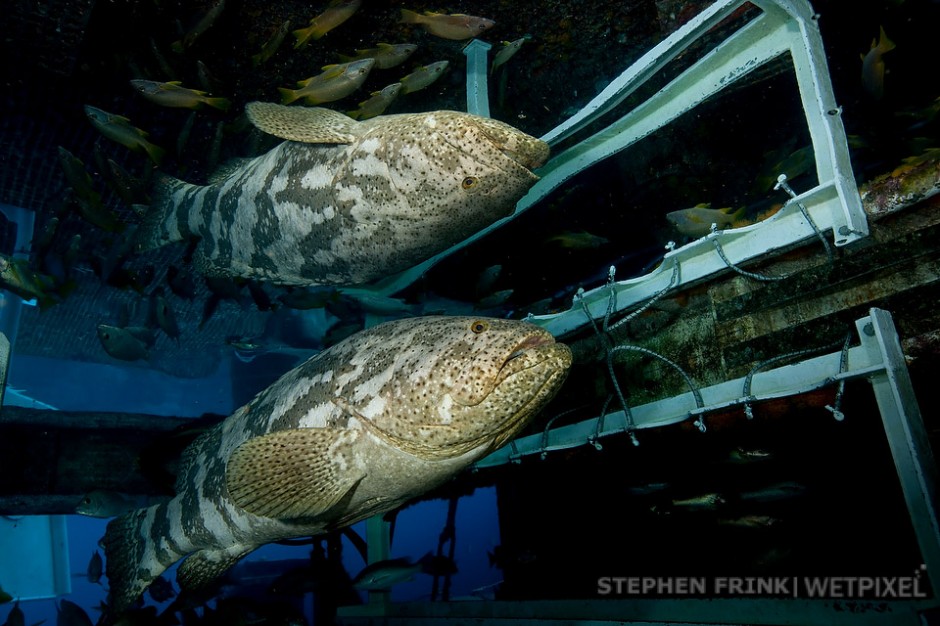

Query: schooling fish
[399,60,449,94]
[171,0,226,53]
[132,102,548,286]
[85,105,166,165]
[338,42,417,69]
[0,253,61,309]
[96,324,155,361]
[130,79,231,112]
[102,316,571,612]
[346,82,402,120]
[861,25,895,101]
[666,204,746,238]
[278,58,375,106]
[252,19,292,67]
[57,146,123,233]
[492,37,528,72]
[543,230,609,249]
[399,9,495,40]
[293,0,361,49]
[352,552,457,591]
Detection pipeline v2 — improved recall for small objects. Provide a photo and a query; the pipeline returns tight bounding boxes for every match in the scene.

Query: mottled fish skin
[103,316,571,612]
[134,104,549,287]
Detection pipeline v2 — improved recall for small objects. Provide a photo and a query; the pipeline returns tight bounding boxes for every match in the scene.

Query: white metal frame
[476,308,940,603]
[343,1,940,621]
[342,309,940,624]
[369,0,867,344]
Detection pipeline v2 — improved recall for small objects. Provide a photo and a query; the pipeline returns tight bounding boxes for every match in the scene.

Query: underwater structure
[1,0,938,624]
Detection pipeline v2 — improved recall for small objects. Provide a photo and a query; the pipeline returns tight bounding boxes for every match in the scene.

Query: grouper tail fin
[133,174,198,253]
[103,506,181,613]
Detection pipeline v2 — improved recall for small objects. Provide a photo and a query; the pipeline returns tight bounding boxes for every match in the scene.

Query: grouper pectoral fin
[226,427,365,519]
[245,101,362,144]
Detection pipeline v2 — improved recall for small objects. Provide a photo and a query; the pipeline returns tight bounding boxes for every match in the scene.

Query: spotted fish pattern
[134,103,549,286]
[102,316,571,612]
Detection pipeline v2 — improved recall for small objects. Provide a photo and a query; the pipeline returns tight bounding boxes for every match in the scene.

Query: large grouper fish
[133,102,550,285]
[103,315,572,612]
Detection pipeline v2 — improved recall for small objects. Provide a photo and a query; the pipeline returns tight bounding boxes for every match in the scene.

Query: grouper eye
[461,176,478,189]
[470,320,489,334]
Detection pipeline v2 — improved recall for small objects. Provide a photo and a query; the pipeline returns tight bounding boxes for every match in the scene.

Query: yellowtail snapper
[130,79,231,112]
[492,37,529,72]
[346,83,402,120]
[279,58,375,105]
[252,19,292,67]
[84,105,165,165]
[352,553,457,591]
[57,146,124,233]
[293,0,361,49]
[399,10,494,40]
[171,0,226,53]
[338,43,417,70]
[399,60,449,94]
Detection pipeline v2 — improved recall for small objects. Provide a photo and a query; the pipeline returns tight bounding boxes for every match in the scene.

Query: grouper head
[351,110,549,228]
[330,316,572,459]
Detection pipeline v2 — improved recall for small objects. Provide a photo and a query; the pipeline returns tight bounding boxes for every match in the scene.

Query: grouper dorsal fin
[245,101,361,144]
[226,427,365,519]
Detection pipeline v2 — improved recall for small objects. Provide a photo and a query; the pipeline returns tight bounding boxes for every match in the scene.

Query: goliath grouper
[133,102,549,286]
[103,316,571,612]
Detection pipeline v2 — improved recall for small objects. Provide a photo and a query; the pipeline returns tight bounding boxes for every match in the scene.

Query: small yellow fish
[279,58,375,105]
[0,253,61,309]
[84,105,165,164]
[399,60,449,94]
[171,0,226,53]
[252,19,292,67]
[752,145,814,193]
[347,82,402,120]
[293,0,361,49]
[57,147,124,233]
[666,204,747,238]
[890,147,940,178]
[543,230,609,249]
[399,9,495,40]
[492,37,528,72]
[338,42,418,70]
[130,79,231,111]
[861,25,895,101]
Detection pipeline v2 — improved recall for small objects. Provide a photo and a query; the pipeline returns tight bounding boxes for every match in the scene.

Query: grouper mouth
[486,335,573,450]
[500,144,549,171]
[474,124,550,174]
[497,332,558,384]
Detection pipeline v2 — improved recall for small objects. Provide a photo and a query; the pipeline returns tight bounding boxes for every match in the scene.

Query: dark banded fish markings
[134,103,549,286]
[103,316,571,612]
